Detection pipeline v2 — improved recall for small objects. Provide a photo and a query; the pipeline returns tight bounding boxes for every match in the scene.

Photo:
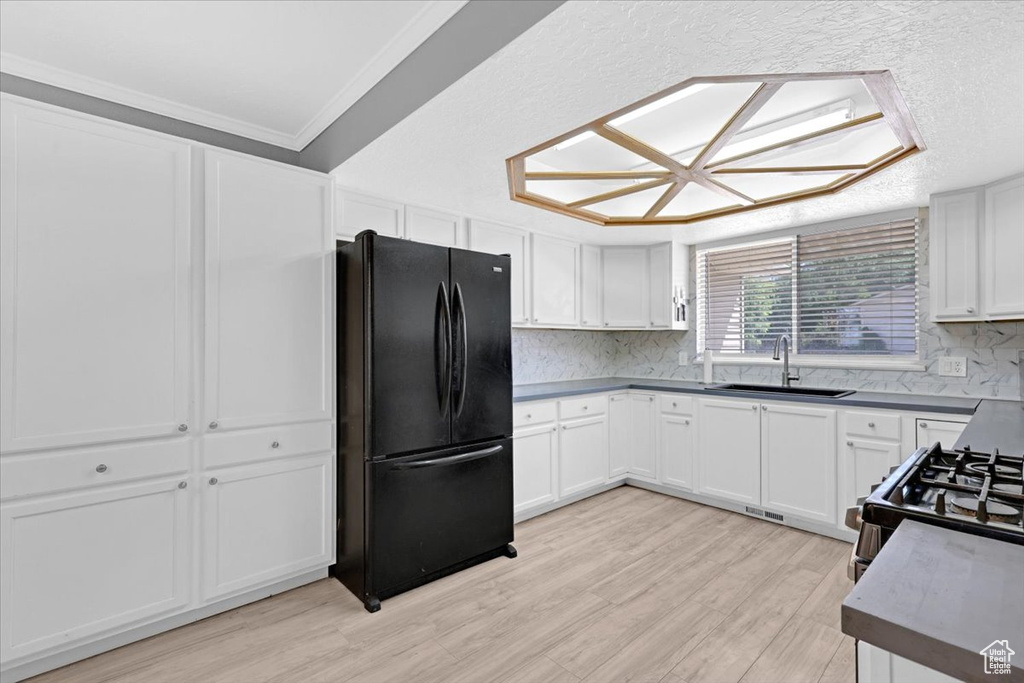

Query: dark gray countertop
[513,377,981,415]
[954,399,1024,456]
[842,520,1024,681]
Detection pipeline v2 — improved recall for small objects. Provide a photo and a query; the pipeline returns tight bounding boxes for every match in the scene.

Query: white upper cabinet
[205,151,332,432]
[698,399,761,505]
[0,100,191,453]
[405,205,462,247]
[602,247,649,328]
[531,234,579,326]
[982,175,1024,319]
[468,220,530,325]
[648,243,672,328]
[930,174,1024,322]
[580,244,603,328]
[336,189,403,241]
[760,403,837,525]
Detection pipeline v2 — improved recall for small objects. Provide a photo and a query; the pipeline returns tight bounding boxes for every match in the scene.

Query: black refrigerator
[334,231,515,612]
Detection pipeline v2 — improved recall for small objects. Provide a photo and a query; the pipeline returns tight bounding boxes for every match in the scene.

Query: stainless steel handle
[868,422,875,427]
[178,481,188,489]
[209,477,218,485]
[178,424,188,432]
[919,422,928,428]
[847,441,854,446]
[271,441,280,449]
[95,464,108,473]
[209,421,218,429]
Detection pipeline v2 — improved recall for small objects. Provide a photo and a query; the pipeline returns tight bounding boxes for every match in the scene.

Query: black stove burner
[964,462,1023,479]
[950,495,1022,523]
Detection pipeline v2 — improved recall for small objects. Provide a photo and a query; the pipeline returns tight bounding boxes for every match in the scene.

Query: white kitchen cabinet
[335,189,403,240]
[608,394,630,478]
[0,477,190,663]
[405,205,462,247]
[0,99,191,453]
[658,413,694,490]
[468,220,530,325]
[841,438,902,505]
[201,453,331,601]
[857,642,959,683]
[648,243,672,328]
[760,403,837,525]
[513,424,558,514]
[698,399,761,505]
[531,234,579,326]
[628,393,658,479]
[982,175,1024,319]
[602,247,649,328]
[930,190,980,320]
[580,244,603,327]
[558,416,608,497]
[915,418,968,450]
[204,151,332,432]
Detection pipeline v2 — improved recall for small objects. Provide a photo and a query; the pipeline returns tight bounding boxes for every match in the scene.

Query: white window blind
[698,219,918,358]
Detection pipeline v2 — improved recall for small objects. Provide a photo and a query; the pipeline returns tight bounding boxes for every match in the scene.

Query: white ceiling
[0,0,466,150]
[333,0,1024,245]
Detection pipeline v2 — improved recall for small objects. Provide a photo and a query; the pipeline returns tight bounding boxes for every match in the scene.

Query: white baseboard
[513,480,625,523]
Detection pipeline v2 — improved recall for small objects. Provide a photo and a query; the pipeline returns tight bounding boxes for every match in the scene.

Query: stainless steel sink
[708,383,855,399]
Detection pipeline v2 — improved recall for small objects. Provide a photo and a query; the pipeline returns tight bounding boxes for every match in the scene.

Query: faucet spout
[772,334,798,387]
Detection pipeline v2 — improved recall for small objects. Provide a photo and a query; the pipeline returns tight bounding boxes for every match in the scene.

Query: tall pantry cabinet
[0,95,334,681]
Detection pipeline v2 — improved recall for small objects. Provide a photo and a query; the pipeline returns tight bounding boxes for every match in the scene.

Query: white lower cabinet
[0,477,190,663]
[512,424,558,514]
[760,403,837,525]
[841,439,902,507]
[201,453,332,601]
[558,416,609,497]
[698,399,761,505]
[857,642,959,683]
[628,394,657,479]
[658,413,694,490]
[608,394,630,478]
[915,418,968,450]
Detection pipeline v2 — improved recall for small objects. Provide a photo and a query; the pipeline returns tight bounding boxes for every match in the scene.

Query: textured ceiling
[333,0,1024,245]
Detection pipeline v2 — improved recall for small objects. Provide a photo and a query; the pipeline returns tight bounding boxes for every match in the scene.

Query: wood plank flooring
[30,487,856,683]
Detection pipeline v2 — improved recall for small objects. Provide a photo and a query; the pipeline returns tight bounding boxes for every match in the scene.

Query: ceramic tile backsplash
[512,221,1023,399]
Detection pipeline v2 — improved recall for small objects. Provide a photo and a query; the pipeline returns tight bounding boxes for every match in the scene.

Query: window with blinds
[697,219,918,359]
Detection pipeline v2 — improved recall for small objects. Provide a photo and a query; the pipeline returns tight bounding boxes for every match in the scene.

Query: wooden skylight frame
[506,70,925,226]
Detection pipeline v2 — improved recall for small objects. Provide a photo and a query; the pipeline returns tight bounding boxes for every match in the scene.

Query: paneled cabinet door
[982,175,1024,319]
[648,244,672,328]
[930,190,980,320]
[840,438,901,514]
[698,399,761,505]
[915,419,967,450]
[580,245,603,327]
[336,189,403,240]
[205,151,332,432]
[628,394,657,479]
[659,413,694,490]
[468,220,530,325]
[531,234,579,326]
[201,453,331,601]
[558,416,608,497]
[405,205,462,247]
[761,403,837,525]
[602,247,648,328]
[608,394,630,478]
[0,100,191,453]
[513,424,558,514]
[0,478,190,662]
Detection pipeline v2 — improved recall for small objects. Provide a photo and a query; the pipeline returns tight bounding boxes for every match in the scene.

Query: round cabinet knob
[582,405,588,410]
[966,307,975,313]
[762,405,768,411]
[178,481,188,489]
[209,477,218,485]
[178,424,188,433]
[650,322,654,326]
[582,320,588,324]
[868,422,875,428]
[604,322,609,327]
[209,421,218,429]
[752,405,758,411]
[271,441,280,449]
[919,422,928,429]
[672,402,678,408]
[525,413,532,419]
[683,419,690,425]
[95,464,108,473]
[847,441,854,447]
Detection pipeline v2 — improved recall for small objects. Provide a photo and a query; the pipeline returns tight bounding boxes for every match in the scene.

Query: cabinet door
[558,416,608,497]
[840,438,902,513]
[202,453,331,600]
[629,394,657,479]
[915,419,967,450]
[602,247,648,328]
[205,151,332,432]
[468,220,530,325]
[580,245,603,327]
[608,394,630,478]
[336,189,402,240]
[761,403,837,525]
[659,413,694,490]
[531,235,579,326]
[513,424,558,514]
[405,205,462,247]
[0,478,190,662]
[698,399,761,505]
[982,175,1024,319]
[649,243,672,328]
[0,100,191,453]
[930,190,980,320]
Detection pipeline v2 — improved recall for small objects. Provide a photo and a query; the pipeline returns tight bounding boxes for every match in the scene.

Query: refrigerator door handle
[391,444,503,470]
[436,281,453,416]
[452,282,469,418]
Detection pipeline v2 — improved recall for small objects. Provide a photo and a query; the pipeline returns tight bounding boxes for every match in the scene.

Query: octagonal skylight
[506,71,925,226]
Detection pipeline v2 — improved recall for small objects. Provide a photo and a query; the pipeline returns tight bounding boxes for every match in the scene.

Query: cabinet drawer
[659,394,695,415]
[559,395,608,420]
[1,440,189,500]
[513,401,557,428]
[204,421,332,469]
[844,411,900,441]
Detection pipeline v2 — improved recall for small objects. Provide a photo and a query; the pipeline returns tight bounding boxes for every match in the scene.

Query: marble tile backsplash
[512,221,1024,399]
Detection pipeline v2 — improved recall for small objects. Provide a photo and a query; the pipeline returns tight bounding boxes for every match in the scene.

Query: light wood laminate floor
[31,487,856,683]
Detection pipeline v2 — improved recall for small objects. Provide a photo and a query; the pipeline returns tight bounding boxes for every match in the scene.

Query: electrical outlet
[678,351,689,366]
[939,356,967,377]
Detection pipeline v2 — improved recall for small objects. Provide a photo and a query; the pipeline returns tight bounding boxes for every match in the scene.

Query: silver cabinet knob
[95,464,108,473]
[178,424,188,432]
[648,396,654,402]
[209,477,218,485]
[919,422,928,429]
[762,405,768,411]
[209,421,218,429]
[868,422,875,427]
[650,322,654,326]
[752,405,758,410]
[672,401,678,408]
[178,481,188,489]
[582,320,588,324]
[847,441,854,447]
[604,322,609,327]
[582,405,588,410]
[966,307,975,313]
[525,413,532,419]
[683,419,690,425]
[271,441,280,448]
